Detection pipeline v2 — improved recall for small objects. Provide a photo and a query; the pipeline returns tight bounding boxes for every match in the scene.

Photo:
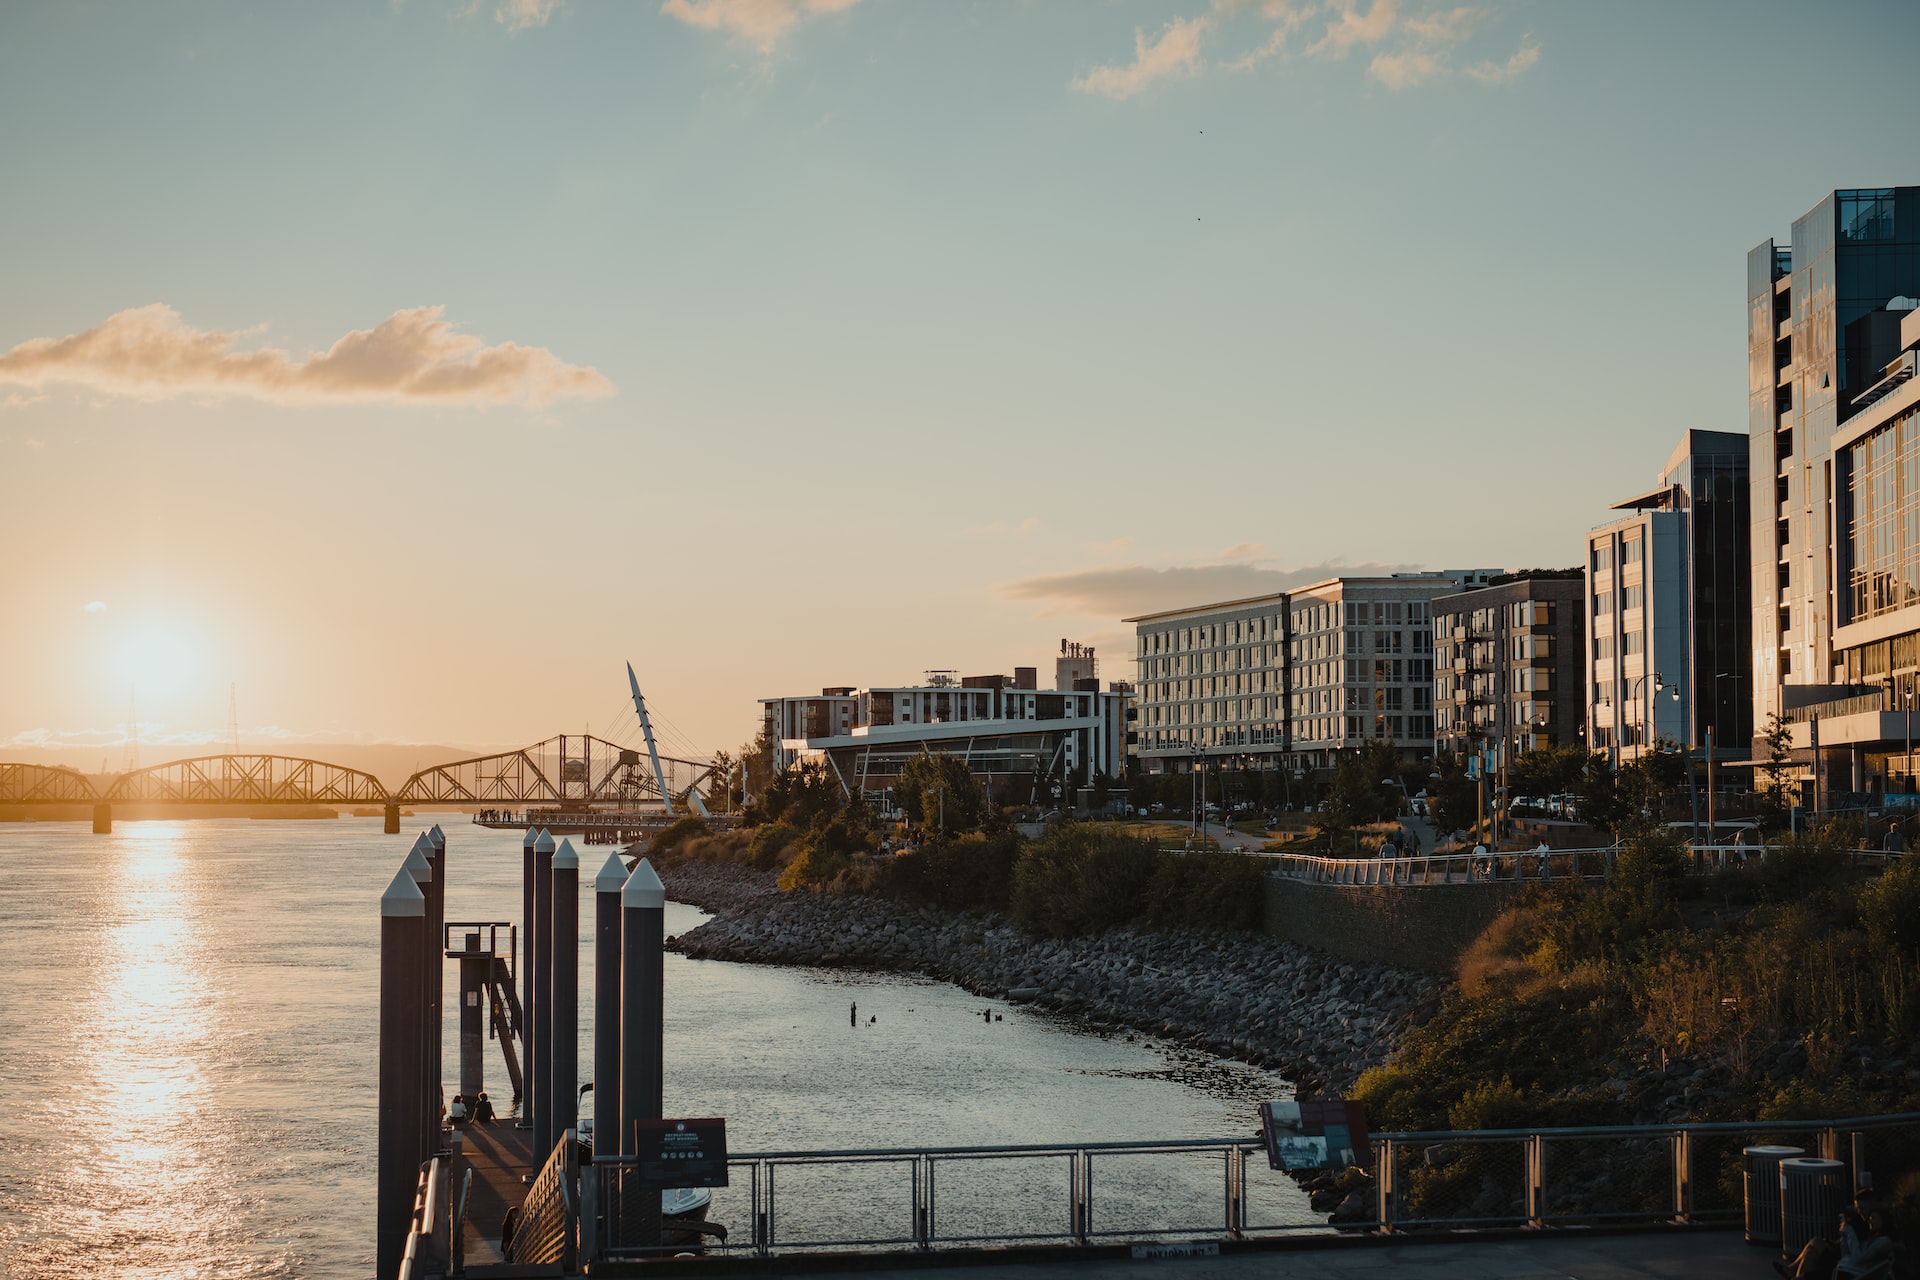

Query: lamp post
[1890,676,1915,796]
[1625,671,1667,758]
[1188,739,1204,841]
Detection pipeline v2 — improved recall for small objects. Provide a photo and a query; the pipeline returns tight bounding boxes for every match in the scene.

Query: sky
[2,0,1916,765]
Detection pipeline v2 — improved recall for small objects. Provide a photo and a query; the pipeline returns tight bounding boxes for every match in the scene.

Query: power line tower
[121,688,140,775]
[227,684,240,756]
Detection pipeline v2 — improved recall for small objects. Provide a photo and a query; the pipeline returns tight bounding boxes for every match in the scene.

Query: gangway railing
[574,1111,1920,1260]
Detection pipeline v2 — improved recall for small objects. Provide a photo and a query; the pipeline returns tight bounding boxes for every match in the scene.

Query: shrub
[888,830,1022,913]
[1144,849,1266,932]
[1860,855,1920,954]
[646,814,710,862]
[749,821,798,870]
[1011,826,1160,937]
[777,809,880,891]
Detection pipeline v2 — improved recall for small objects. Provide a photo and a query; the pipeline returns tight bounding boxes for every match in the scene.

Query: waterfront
[0,820,1311,1279]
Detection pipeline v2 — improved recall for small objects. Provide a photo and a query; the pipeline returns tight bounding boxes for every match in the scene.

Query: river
[0,819,1313,1278]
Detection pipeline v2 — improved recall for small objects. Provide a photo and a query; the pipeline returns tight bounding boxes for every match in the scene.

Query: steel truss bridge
[0,735,717,834]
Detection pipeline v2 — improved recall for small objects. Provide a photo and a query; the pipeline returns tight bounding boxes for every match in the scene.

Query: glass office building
[1748,187,1920,743]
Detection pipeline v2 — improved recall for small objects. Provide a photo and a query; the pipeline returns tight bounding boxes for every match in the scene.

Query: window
[1622,538,1643,565]
[1593,592,1613,616]
[1622,584,1645,611]
[1592,543,1613,571]
[1839,189,1896,242]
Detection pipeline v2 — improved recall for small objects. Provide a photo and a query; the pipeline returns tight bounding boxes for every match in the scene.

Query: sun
[117,627,198,700]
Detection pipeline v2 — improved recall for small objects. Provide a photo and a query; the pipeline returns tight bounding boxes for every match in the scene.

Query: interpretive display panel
[1257,1100,1371,1171]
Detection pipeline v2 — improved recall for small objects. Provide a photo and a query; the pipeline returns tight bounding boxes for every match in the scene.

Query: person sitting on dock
[448,1094,468,1124]
[471,1092,495,1124]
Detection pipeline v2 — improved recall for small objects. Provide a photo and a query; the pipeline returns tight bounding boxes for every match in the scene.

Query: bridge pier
[384,803,401,835]
[92,803,111,834]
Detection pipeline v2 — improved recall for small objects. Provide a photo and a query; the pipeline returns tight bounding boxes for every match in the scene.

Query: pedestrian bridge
[0,734,715,833]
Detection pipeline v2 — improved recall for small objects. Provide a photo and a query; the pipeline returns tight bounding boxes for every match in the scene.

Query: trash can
[1743,1145,1804,1245]
[1779,1157,1847,1260]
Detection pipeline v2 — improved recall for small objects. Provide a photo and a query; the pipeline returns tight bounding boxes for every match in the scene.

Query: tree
[756,758,842,830]
[895,753,986,834]
[1507,745,1592,801]
[1427,752,1479,835]
[738,725,778,812]
[1321,743,1402,841]
[704,749,736,810]
[1572,753,1629,836]
[1757,713,1795,832]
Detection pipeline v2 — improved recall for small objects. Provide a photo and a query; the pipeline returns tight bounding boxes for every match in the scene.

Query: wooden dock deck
[453,1118,534,1269]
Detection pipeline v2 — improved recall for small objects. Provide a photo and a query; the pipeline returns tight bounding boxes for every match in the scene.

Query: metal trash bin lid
[1744,1145,1805,1158]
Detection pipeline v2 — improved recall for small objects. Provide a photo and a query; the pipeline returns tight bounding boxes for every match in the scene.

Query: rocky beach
[659,857,1439,1096]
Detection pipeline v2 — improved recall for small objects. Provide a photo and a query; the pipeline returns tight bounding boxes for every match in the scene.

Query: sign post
[629,1118,729,1189]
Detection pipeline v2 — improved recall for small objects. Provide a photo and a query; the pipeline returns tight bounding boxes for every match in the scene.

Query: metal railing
[1262,843,1896,887]
[505,1130,579,1269]
[395,1149,455,1280]
[571,1113,1920,1259]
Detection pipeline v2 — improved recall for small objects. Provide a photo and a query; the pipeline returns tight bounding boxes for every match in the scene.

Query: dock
[454,1120,533,1269]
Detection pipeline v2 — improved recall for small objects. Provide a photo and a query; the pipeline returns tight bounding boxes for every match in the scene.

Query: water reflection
[56,824,221,1275]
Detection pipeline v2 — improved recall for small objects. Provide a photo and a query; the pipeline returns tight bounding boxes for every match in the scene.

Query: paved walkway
[739,1230,1770,1279]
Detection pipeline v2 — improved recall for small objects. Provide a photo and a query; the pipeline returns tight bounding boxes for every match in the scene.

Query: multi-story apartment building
[759,643,1131,802]
[1432,575,1586,765]
[1127,571,1498,773]
[1586,430,1753,763]
[1750,187,1920,745]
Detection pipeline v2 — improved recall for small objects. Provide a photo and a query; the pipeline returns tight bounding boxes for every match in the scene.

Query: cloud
[0,305,614,409]
[1464,41,1540,84]
[1079,0,1537,94]
[23,436,46,448]
[1305,0,1399,59]
[82,601,107,613]
[1369,47,1446,88]
[998,559,1418,619]
[659,0,860,52]
[1073,16,1211,99]
[496,0,560,30]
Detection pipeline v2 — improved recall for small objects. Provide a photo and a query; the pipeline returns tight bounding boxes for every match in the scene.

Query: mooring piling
[458,930,486,1097]
[532,827,556,1158]
[377,864,427,1280]
[404,837,437,1156]
[593,850,626,1158]
[551,838,580,1144]
[425,826,447,1118]
[518,826,537,1129]
[618,857,666,1247]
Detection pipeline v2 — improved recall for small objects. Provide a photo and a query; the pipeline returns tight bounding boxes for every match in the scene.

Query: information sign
[630,1118,729,1188]
[1258,1099,1371,1172]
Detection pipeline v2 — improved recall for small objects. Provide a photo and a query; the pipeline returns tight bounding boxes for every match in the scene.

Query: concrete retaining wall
[1262,874,1525,974]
